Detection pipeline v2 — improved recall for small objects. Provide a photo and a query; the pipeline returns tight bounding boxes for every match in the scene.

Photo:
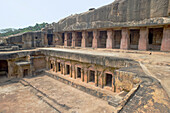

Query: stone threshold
[44,70,140,109]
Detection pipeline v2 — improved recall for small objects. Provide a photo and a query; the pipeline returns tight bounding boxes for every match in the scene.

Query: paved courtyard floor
[0,75,115,113]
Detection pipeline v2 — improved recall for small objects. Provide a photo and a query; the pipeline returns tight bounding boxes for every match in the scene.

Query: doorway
[58,62,61,72]
[148,28,163,51]
[66,65,70,75]
[23,69,28,77]
[0,60,8,78]
[89,70,95,83]
[77,67,81,78]
[106,74,112,87]
[47,34,53,45]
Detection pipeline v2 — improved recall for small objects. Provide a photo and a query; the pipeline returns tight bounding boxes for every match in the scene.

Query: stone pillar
[104,73,106,86]
[138,28,149,51]
[55,61,58,72]
[29,56,34,76]
[64,33,68,47]
[92,30,99,48]
[106,30,114,49]
[99,72,104,88]
[87,70,90,82]
[81,68,84,82]
[81,31,88,48]
[112,76,115,92]
[53,61,56,72]
[45,57,50,70]
[44,33,48,46]
[63,63,67,75]
[120,28,130,50]
[95,70,98,86]
[72,64,76,79]
[7,60,13,78]
[72,32,77,47]
[61,63,64,74]
[53,32,58,46]
[18,66,23,78]
[161,26,170,51]
[69,65,72,77]
[84,68,88,83]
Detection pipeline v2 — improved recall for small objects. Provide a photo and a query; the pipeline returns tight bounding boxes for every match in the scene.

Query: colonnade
[59,26,170,51]
[46,57,116,92]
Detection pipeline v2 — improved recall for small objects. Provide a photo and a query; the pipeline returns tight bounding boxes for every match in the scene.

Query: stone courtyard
[0,48,170,113]
[0,75,115,113]
[0,0,170,112]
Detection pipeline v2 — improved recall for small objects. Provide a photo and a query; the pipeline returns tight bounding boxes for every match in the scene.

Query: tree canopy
[0,22,48,38]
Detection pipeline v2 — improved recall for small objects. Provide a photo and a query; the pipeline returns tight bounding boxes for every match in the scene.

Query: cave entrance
[0,60,8,78]
[130,29,140,50]
[51,63,53,70]
[76,32,82,47]
[58,62,61,72]
[67,33,72,46]
[77,67,81,78]
[61,33,64,46]
[148,28,163,51]
[66,65,70,75]
[47,34,53,45]
[89,70,95,83]
[99,31,107,48]
[23,69,28,77]
[114,30,122,49]
[106,74,112,87]
[86,32,93,47]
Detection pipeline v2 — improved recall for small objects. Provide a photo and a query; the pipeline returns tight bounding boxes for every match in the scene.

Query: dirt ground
[0,75,115,113]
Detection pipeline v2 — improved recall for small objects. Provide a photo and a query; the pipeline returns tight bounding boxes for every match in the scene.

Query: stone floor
[0,75,115,113]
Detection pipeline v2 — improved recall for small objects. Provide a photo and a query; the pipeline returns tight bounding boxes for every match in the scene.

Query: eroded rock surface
[53,0,170,32]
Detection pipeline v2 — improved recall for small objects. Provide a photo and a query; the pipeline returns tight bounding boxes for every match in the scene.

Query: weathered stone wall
[54,0,170,32]
[6,31,46,49]
[161,26,170,51]
[114,70,140,92]
[40,49,138,68]
[7,57,28,78]
[22,32,45,49]
[22,33,33,49]
[32,57,46,71]
[6,35,22,47]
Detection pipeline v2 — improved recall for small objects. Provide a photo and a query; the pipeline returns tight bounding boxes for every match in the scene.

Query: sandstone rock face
[54,0,170,32]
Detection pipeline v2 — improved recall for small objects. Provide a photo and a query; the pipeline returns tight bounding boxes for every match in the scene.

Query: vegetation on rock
[0,23,48,38]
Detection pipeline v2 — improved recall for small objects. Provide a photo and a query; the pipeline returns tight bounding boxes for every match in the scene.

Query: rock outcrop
[53,0,170,32]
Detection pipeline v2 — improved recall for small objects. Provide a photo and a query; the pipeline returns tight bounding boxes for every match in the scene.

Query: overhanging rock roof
[52,0,170,32]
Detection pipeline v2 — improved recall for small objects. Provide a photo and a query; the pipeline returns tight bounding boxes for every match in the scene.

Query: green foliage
[0,22,48,37]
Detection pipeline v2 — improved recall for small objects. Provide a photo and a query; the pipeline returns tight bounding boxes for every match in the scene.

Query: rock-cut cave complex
[0,0,170,113]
